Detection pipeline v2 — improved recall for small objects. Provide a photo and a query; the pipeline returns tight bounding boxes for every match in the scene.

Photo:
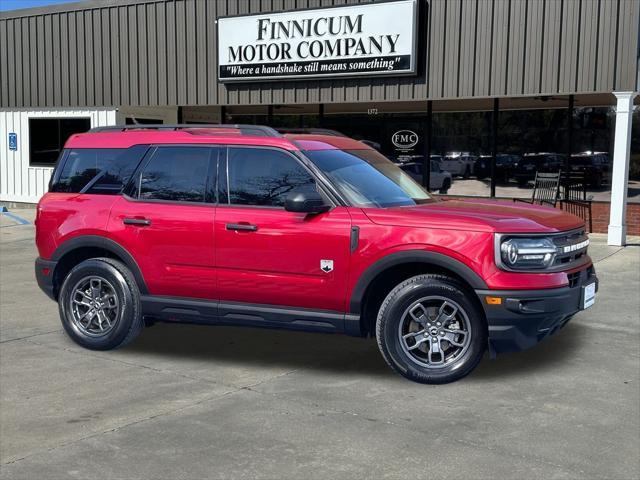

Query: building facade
[1,0,639,243]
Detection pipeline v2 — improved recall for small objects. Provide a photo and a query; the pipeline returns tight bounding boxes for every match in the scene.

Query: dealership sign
[217,0,417,82]
[392,130,419,150]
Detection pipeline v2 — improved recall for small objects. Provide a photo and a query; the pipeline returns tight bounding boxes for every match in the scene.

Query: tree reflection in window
[227,148,315,207]
[51,147,150,194]
[139,147,211,203]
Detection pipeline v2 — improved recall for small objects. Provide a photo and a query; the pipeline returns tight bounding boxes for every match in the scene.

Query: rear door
[214,146,352,312]
[108,145,219,299]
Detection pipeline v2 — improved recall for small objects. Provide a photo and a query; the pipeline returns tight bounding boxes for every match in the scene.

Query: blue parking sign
[8,133,17,151]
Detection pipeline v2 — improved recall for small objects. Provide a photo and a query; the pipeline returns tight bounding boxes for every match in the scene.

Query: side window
[224,147,316,207]
[136,146,214,203]
[51,147,146,194]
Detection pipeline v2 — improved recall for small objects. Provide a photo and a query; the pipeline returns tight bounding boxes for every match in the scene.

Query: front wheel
[376,274,487,384]
[58,257,143,350]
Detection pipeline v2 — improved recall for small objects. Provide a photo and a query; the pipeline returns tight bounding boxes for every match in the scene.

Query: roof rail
[277,127,347,137]
[89,124,282,137]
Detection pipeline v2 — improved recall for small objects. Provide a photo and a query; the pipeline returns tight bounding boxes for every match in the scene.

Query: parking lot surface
[1,207,639,479]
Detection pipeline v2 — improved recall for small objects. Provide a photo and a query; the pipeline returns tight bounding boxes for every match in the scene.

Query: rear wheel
[376,274,486,384]
[58,258,143,350]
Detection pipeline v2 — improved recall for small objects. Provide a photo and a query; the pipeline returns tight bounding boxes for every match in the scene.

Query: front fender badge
[320,260,334,273]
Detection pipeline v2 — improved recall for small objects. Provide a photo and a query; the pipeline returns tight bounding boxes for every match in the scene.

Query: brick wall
[438,196,640,235]
[590,201,640,236]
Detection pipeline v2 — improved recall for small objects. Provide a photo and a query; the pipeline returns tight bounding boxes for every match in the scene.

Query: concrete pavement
[1,208,639,479]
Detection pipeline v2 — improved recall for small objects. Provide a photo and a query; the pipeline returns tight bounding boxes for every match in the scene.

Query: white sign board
[217,0,418,82]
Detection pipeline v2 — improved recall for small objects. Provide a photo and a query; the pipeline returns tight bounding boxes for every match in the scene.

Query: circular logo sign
[392,130,419,150]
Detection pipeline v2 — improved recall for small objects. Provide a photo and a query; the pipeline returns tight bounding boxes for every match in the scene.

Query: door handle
[123,217,151,226]
[226,223,258,232]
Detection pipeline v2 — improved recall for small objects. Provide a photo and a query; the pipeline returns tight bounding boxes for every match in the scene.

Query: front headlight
[499,237,557,270]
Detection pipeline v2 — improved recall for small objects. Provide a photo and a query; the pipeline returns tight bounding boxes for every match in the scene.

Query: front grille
[567,271,581,288]
[567,265,596,288]
[551,228,589,268]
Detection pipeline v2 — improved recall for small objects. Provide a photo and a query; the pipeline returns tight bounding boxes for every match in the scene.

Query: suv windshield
[305,149,434,208]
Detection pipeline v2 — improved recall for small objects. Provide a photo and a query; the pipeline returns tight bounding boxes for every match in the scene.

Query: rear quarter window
[50,146,148,194]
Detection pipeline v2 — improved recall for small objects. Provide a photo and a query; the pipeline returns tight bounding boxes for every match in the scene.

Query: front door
[108,145,219,299]
[215,146,352,312]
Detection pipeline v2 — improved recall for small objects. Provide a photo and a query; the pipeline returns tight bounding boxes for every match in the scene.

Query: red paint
[440,195,640,235]
[215,205,352,310]
[36,131,594,314]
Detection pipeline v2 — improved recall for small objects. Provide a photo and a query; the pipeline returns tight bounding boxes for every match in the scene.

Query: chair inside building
[513,171,562,207]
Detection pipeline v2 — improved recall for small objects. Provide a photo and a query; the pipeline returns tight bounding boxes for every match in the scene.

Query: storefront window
[29,117,91,167]
[432,111,492,198]
[226,100,623,204]
[494,106,615,203]
[225,106,268,125]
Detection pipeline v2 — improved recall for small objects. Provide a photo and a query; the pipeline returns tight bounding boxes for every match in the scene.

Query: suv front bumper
[476,266,598,355]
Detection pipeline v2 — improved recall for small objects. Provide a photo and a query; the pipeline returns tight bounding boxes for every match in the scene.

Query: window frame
[218,145,338,211]
[122,144,219,207]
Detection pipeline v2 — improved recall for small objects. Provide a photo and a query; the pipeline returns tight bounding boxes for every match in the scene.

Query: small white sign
[217,0,418,82]
[583,282,596,309]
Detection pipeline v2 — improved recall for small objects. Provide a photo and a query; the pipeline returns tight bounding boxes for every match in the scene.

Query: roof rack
[277,127,347,137]
[89,124,282,137]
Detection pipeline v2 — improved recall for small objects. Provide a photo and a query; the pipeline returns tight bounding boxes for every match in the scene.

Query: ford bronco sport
[35,125,598,384]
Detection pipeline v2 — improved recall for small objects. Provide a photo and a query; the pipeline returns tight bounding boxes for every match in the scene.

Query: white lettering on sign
[392,130,419,150]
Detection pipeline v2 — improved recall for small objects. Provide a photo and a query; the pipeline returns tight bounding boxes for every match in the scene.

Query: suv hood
[363,198,585,233]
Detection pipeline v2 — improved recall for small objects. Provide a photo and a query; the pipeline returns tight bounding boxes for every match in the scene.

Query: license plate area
[582,282,596,309]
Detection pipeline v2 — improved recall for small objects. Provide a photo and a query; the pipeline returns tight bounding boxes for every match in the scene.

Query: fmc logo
[391,130,419,150]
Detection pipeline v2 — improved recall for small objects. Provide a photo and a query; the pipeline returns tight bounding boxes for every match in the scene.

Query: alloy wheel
[397,296,472,369]
[68,276,120,337]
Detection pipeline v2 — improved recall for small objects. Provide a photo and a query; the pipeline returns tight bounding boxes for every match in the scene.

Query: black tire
[376,274,487,384]
[439,179,451,194]
[58,257,143,350]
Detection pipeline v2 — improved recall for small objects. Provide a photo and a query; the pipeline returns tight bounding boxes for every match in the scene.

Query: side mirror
[285,190,331,214]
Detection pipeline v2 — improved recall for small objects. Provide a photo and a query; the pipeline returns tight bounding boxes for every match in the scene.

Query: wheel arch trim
[349,250,488,314]
[51,235,149,295]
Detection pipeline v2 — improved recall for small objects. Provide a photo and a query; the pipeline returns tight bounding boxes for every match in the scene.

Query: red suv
[35,125,597,384]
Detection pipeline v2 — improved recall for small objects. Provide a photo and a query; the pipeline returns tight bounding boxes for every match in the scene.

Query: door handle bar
[226,223,258,232]
[123,218,151,226]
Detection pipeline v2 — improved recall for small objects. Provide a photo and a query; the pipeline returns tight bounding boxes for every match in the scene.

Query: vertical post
[267,105,274,126]
[177,106,183,124]
[318,104,325,127]
[422,100,433,191]
[220,106,226,124]
[566,94,574,173]
[490,97,499,198]
[608,92,637,246]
